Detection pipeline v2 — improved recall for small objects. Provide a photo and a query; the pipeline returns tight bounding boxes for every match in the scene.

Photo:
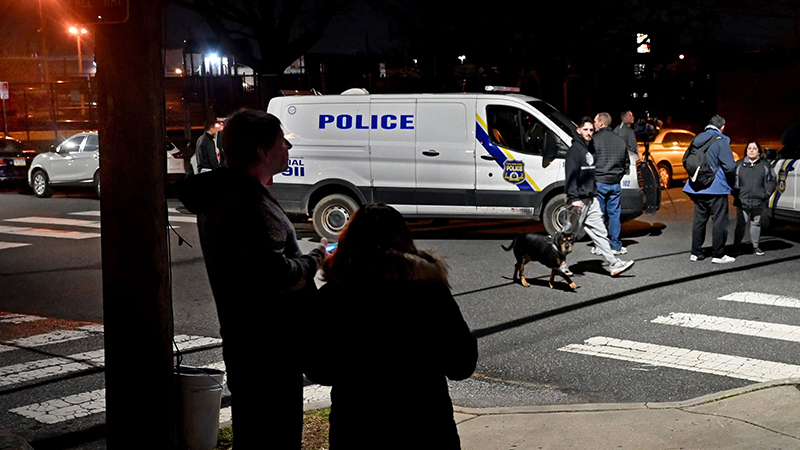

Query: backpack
[682,135,722,190]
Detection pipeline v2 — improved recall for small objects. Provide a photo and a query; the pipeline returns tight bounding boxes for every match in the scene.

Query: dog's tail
[501,237,517,252]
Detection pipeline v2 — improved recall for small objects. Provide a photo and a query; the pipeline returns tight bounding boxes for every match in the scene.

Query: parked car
[1,137,40,188]
[638,129,695,187]
[28,131,186,198]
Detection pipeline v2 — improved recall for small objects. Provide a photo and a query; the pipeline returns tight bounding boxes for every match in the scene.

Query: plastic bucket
[176,366,225,450]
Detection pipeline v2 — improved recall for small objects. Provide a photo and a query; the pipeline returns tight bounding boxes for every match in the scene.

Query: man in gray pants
[563,116,635,277]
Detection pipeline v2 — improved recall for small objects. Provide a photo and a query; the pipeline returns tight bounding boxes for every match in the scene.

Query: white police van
[767,146,800,226]
[267,88,658,240]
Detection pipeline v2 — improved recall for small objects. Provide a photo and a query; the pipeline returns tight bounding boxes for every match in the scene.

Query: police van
[267,88,659,240]
[766,146,800,226]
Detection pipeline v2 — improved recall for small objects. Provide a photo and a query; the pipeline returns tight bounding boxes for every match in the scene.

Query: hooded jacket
[683,125,737,196]
[565,132,596,202]
[734,154,777,210]
[177,167,323,345]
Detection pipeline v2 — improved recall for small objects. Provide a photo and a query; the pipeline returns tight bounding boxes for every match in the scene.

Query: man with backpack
[683,115,738,263]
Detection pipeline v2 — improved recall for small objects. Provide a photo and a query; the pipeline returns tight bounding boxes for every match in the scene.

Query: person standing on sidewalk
[305,203,478,449]
[683,115,738,264]
[593,112,631,255]
[733,141,776,256]
[178,109,327,448]
[614,110,639,159]
[564,116,635,277]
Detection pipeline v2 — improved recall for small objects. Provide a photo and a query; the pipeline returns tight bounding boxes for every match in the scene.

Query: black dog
[502,232,577,290]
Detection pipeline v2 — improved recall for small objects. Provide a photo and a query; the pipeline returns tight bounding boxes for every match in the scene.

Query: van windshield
[528,101,576,138]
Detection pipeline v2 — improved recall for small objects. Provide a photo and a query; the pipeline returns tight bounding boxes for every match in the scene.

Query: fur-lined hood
[403,251,449,287]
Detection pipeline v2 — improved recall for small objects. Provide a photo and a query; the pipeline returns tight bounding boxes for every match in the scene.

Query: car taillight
[172,152,184,159]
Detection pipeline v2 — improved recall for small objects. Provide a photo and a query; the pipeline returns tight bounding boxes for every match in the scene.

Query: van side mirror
[764,148,778,161]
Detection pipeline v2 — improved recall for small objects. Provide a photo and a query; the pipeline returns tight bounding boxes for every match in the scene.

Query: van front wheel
[312,194,359,242]
[542,193,571,236]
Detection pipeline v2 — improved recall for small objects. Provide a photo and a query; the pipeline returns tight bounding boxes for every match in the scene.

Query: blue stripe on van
[475,122,534,191]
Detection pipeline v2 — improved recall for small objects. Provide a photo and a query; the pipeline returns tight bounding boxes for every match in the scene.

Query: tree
[172,0,355,75]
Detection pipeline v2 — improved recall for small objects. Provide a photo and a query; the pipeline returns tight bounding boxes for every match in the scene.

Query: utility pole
[93,0,176,447]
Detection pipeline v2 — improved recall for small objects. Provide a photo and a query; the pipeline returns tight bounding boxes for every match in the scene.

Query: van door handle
[422,150,440,157]
[481,155,497,161]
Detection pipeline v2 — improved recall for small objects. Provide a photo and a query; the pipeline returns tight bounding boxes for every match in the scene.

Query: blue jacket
[683,126,737,195]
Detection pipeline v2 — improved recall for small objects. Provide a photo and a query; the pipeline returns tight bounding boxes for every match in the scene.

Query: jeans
[596,182,623,251]
[689,194,729,258]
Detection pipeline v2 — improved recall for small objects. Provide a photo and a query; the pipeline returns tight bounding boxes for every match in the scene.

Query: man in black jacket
[564,117,635,277]
[178,109,328,448]
[195,119,220,173]
[593,112,631,255]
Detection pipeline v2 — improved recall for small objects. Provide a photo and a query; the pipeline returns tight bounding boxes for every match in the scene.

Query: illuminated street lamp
[69,26,88,75]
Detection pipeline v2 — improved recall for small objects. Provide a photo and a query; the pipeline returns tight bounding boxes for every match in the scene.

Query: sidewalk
[454,379,800,449]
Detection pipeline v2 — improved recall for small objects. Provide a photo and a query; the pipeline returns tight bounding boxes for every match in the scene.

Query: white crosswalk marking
[10,389,106,424]
[71,210,197,223]
[0,242,30,250]
[0,330,92,353]
[558,336,800,382]
[652,313,800,343]
[0,314,45,324]
[719,292,800,308]
[0,350,106,388]
[0,225,100,240]
[4,217,101,228]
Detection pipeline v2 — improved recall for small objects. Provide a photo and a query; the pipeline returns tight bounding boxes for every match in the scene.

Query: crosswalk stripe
[652,313,800,343]
[0,242,30,250]
[9,389,105,424]
[719,292,800,308]
[3,217,101,229]
[0,350,105,388]
[558,336,800,382]
[0,225,100,240]
[70,210,197,224]
[0,314,45,324]
[0,330,92,353]
[0,335,220,389]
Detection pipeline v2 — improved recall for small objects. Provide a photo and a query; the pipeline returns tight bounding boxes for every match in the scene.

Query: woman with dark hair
[733,141,777,255]
[305,203,478,449]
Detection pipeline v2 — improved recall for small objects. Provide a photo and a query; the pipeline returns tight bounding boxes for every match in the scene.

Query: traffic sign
[0,82,8,100]
[70,0,129,24]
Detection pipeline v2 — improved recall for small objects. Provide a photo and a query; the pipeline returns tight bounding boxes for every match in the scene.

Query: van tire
[542,193,571,236]
[312,194,359,242]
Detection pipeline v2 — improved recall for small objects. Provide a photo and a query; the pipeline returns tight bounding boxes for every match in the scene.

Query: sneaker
[690,254,704,262]
[559,262,573,276]
[590,246,598,255]
[754,248,765,256]
[711,255,736,264]
[610,259,635,276]
[612,247,627,255]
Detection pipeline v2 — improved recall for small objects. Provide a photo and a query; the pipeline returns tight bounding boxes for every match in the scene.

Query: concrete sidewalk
[454,379,800,449]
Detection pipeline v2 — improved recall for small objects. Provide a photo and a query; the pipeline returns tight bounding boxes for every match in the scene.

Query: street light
[69,26,88,75]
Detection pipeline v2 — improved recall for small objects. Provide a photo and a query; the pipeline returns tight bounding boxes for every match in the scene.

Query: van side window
[487,106,566,157]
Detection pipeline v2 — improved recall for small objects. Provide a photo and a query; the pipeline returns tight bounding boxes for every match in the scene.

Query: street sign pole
[1,82,9,137]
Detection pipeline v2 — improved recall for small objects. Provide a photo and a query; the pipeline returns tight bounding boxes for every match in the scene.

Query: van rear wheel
[312,194,358,242]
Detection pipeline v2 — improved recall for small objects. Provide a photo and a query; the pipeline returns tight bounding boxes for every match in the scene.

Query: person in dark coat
[683,115,738,263]
[195,119,220,173]
[305,203,478,450]
[733,141,777,255]
[178,109,327,448]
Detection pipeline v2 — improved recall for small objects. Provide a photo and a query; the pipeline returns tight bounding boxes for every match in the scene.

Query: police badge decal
[503,159,526,184]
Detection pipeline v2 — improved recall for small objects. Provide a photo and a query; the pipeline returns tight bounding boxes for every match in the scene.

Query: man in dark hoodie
[178,109,327,448]
[564,116,635,277]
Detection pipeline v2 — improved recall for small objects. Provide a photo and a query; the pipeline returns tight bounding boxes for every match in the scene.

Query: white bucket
[176,366,225,450]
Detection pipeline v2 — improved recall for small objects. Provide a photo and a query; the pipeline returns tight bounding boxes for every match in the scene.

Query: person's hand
[319,238,329,255]
[571,200,583,209]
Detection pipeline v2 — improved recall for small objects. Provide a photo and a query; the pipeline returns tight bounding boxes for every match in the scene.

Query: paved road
[1,187,799,447]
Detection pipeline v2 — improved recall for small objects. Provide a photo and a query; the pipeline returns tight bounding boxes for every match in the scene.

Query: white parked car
[28,131,186,198]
